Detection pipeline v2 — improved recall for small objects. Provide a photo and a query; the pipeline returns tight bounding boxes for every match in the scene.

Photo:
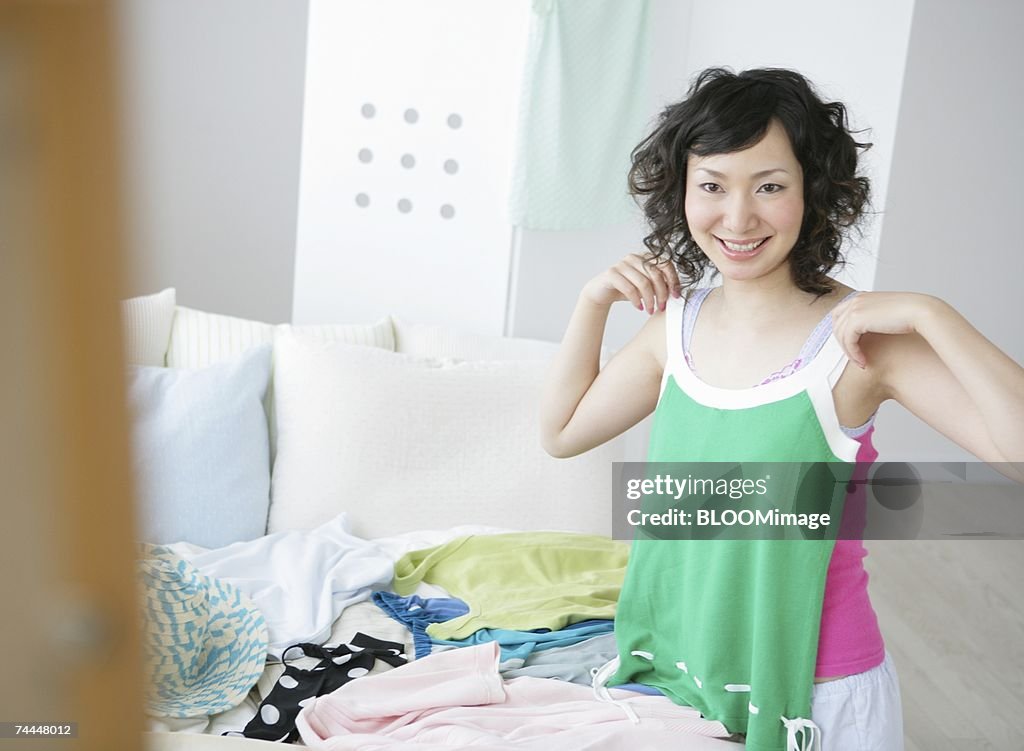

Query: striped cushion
[166,307,275,369]
[274,321,396,349]
[166,307,395,368]
[121,288,176,366]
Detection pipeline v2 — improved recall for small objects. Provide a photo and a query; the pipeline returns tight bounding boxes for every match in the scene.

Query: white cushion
[121,287,176,366]
[393,317,612,364]
[268,333,622,539]
[393,317,559,361]
[126,344,273,548]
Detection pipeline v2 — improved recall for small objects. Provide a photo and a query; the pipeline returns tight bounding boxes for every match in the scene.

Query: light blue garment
[127,344,272,548]
[509,0,653,230]
[500,631,617,683]
[371,591,470,660]
[431,618,614,663]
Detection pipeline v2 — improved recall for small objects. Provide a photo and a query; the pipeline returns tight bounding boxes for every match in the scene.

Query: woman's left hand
[830,291,940,368]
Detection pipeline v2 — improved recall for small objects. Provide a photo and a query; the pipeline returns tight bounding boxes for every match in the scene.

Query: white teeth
[721,238,765,252]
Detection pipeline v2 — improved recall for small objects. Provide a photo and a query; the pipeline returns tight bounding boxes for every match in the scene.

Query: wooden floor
[865,536,1024,749]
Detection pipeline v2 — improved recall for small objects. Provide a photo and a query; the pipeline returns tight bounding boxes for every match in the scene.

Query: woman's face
[684,119,805,284]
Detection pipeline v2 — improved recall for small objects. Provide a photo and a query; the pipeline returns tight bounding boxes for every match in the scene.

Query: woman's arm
[539,254,677,458]
[831,292,1024,482]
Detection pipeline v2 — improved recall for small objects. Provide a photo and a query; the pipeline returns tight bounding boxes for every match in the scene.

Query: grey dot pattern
[352,107,460,219]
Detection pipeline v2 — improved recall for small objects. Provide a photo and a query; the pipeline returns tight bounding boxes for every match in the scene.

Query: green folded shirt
[392,532,630,640]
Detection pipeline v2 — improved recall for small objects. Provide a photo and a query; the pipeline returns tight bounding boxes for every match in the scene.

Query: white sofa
[121,288,630,749]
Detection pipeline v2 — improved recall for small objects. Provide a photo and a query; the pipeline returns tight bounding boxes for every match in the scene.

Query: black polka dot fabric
[224,632,407,743]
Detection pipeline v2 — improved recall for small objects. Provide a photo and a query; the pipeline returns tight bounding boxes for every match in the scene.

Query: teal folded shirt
[432,618,615,663]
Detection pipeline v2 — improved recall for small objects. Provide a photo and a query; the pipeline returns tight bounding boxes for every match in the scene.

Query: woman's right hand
[580,253,681,313]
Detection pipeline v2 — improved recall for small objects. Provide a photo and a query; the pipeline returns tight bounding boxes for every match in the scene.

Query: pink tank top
[682,288,886,678]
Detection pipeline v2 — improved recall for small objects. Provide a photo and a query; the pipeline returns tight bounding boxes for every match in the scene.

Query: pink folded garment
[295,641,737,750]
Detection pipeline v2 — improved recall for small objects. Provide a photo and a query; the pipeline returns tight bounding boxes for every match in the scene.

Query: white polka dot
[278,675,299,689]
[298,698,314,708]
[332,654,351,665]
[347,666,369,678]
[399,653,408,660]
[324,642,340,649]
[260,704,280,725]
[346,643,364,652]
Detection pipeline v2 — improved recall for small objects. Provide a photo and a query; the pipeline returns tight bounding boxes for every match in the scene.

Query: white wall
[291,0,529,333]
[872,0,1024,464]
[116,0,309,323]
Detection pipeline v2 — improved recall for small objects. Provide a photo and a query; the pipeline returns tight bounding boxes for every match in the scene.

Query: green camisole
[598,293,865,751]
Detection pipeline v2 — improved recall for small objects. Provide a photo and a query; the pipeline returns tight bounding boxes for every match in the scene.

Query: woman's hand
[581,253,681,314]
[830,291,941,368]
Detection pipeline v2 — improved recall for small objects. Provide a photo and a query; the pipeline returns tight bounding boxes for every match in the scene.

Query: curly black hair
[628,67,872,297]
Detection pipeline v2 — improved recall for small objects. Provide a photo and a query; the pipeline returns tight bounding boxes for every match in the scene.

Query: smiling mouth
[715,236,770,253]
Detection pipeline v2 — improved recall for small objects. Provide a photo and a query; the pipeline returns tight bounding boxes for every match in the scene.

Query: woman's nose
[722,195,757,234]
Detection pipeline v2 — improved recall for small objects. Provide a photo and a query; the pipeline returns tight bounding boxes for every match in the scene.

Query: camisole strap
[681,286,714,358]
[663,292,690,377]
[794,289,861,369]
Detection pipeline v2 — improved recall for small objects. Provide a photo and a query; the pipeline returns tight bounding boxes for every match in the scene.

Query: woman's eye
[699,183,722,193]
[759,183,784,194]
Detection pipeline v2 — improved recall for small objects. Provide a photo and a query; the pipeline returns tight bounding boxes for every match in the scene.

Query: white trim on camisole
[660,292,864,464]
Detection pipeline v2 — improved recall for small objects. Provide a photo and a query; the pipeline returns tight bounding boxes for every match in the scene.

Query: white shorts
[810,650,904,750]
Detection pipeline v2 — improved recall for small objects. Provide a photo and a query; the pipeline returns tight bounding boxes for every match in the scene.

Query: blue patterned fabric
[371,591,469,659]
[138,545,268,718]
